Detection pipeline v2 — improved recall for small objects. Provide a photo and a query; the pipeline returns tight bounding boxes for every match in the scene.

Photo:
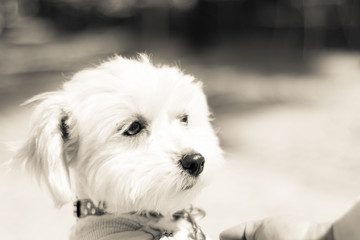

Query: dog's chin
[145,176,204,214]
[183,183,195,190]
[181,176,198,191]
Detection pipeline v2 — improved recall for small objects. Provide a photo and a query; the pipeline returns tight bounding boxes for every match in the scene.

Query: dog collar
[73,199,106,218]
[73,200,206,240]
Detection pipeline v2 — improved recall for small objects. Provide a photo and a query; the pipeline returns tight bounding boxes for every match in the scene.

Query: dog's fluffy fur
[14,54,223,238]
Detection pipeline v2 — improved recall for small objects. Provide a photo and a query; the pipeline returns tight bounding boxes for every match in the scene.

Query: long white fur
[14,54,223,217]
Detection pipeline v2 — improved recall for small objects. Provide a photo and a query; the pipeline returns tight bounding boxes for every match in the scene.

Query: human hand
[219,216,334,240]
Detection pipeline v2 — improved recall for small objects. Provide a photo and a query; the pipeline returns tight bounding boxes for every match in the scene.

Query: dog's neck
[74,199,164,219]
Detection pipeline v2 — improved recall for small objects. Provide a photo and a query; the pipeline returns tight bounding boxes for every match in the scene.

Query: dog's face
[15,55,223,215]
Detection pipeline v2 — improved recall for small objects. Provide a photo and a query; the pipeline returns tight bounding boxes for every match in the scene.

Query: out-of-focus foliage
[1,0,360,48]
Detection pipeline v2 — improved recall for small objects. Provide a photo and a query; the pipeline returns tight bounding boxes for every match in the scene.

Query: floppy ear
[14,92,73,207]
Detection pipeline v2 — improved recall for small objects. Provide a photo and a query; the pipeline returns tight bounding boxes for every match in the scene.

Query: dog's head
[15,55,223,215]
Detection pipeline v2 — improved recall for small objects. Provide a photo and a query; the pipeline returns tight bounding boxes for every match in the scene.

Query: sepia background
[1,0,360,239]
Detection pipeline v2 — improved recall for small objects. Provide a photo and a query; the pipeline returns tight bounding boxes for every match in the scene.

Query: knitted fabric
[70,214,163,240]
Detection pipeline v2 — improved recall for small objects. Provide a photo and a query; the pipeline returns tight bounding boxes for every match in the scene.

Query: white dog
[14,55,223,240]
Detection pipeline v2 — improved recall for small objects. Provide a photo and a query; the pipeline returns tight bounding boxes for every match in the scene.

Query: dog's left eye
[124,121,143,136]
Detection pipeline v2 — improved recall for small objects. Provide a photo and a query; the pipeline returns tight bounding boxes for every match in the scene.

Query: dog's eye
[179,114,189,125]
[124,121,143,136]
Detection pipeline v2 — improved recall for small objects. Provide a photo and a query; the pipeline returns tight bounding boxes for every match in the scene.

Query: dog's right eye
[123,121,143,136]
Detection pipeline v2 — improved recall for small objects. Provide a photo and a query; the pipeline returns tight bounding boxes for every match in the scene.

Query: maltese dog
[14,54,223,240]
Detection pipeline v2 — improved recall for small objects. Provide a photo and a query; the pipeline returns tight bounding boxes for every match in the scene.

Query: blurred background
[1,0,360,239]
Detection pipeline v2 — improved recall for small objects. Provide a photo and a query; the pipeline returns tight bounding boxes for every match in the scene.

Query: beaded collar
[73,199,106,218]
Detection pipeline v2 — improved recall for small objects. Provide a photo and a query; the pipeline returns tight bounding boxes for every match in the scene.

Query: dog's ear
[14,92,73,207]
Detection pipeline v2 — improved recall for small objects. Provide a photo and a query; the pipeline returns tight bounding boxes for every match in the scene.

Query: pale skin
[219,216,335,240]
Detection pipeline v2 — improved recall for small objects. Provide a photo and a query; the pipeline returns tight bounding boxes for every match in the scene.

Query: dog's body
[14,55,223,240]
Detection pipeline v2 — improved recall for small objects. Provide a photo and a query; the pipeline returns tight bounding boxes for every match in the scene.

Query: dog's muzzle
[179,153,205,177]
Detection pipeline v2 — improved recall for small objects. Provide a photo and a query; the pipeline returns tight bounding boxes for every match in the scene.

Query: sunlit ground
[1,18,360,240]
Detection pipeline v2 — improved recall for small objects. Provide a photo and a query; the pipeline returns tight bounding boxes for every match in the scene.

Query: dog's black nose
[179,153,205,177]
